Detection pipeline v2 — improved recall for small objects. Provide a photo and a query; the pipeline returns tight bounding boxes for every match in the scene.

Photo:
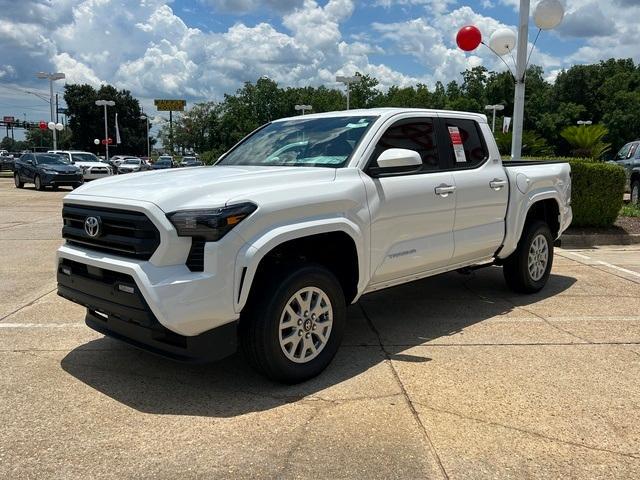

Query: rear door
[439,116,509,263]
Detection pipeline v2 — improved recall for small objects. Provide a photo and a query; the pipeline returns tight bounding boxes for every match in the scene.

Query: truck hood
[66,165,337,212]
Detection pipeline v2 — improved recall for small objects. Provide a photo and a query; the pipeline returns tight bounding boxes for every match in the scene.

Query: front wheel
[14,173,23,189]
[34,175,44,191]
[503,220,554,293]
[240,264,346,383]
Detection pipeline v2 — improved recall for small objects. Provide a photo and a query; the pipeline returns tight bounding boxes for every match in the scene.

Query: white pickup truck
[56,108,572,383]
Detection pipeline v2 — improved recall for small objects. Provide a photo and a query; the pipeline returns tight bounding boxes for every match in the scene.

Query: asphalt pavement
[0,178,638,479]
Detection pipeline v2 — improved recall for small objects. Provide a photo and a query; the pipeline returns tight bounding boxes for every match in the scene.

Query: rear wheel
[34,175,44,191]
[631,179,640,205]
[503,220,554,293]
[14,173,23,189]
[240,264,346,383]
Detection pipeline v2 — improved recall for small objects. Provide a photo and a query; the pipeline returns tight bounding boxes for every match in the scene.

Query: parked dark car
[0,154,14,172]
[151,156,174,169]
[14,153,84,190]
[179,156,203,167]
[611,140,640,203]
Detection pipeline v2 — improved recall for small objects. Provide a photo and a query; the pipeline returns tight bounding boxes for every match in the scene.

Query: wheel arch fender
[234,218,367,313]
[499,191,563,260]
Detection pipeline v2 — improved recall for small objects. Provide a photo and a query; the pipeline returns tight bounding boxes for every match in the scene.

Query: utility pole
[140,115,150,158]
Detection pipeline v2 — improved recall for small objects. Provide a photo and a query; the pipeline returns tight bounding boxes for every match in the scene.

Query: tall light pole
[36,71,65,150]
[510,0,530,160]
[485,104,505,133]
[95,100,115,162]
[140,115,150,158]
[336,75,359,110]
[294,104,312,116]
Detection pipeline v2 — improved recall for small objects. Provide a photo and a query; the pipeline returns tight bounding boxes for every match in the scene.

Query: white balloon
[55,123,64,131]
[534,0,565,30]
[489,28,517,56]
[47,121,55,130]
[94,139,100,145]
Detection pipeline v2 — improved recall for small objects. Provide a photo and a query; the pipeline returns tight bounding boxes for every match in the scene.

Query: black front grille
[62,204,161,260]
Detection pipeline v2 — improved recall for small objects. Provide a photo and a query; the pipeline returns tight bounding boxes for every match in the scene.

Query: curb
[561,233,640,248]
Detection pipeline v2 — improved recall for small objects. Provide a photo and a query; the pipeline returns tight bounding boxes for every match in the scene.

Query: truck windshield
[218,116,377,168]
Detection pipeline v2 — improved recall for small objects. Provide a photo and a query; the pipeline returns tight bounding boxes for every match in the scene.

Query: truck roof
[273,108,488,124]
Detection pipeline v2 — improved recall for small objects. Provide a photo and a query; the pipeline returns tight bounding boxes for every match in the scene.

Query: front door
[439,115,509,263]
[362,116,456,286]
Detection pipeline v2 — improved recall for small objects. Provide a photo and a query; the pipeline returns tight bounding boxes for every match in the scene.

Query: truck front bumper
[57,258,238,362]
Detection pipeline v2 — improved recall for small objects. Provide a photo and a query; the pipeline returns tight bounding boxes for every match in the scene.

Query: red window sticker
[448,126,467,162]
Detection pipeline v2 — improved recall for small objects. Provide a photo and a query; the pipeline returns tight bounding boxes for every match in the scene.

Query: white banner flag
[115,113,121,144]
[503,116,512,134]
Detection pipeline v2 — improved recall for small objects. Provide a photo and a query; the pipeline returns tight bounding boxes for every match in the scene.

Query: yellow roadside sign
[154,99,186,111]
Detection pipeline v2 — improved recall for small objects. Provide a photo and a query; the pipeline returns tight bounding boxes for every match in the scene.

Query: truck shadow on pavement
[61,266,576,417]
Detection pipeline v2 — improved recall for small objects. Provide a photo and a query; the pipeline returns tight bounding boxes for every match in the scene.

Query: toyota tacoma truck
[56,108,572,383]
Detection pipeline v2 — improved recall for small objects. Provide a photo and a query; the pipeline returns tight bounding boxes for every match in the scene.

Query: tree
[348,73,381,109]
[560,124,611,159]
[64,83,150,155]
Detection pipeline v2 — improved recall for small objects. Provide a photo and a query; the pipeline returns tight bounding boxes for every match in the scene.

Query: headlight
[42,169,58,175]
[167,203,257,241]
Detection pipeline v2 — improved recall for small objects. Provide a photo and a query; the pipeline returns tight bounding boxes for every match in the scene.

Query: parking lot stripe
[0,323,82,328]
[595,260,640,278]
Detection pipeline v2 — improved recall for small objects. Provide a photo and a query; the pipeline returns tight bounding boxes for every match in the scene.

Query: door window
[616,143,636,160]
[369,118,440,173]
[442,118,488,169]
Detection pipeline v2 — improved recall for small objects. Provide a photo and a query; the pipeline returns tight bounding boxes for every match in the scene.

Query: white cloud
[0,0,639,128]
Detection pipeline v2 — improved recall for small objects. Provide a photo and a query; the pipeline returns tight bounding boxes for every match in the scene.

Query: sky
[0,0,638,139]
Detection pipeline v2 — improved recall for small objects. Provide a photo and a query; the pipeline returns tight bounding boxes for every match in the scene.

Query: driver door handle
[490,179,507,190]
[435,184,456,197]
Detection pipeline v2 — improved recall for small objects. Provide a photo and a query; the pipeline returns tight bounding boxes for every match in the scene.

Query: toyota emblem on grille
[84,216,102,237]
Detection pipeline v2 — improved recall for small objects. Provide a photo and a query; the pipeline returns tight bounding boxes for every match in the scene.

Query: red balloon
[456,25,482,52]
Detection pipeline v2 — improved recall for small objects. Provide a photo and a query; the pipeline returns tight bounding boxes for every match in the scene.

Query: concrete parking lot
[0,177,639,479]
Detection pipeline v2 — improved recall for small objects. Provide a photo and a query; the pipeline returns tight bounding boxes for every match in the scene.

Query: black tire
[34,175,44,191]
[240,263,346,383]
[631,179,640,205]
[14,173,23,189]
[503,220,554,294]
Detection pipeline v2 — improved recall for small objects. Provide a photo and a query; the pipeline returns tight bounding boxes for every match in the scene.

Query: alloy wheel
[278,287,333,363]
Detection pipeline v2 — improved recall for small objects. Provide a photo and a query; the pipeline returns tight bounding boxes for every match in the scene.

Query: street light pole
[336,75,359,110]
[294,104,312,115]
[511,0,531,159]
[36,72,65,150]
[485,104,505,133]
[140,115,150,158]
[510,0,530,160]
[95,100,115,163]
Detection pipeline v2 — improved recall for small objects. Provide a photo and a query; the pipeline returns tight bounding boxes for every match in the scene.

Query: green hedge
[568,160,625,227]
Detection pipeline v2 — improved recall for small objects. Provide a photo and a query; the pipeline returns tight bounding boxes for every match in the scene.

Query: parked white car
[117,157,145,174]
[56,108,572,383]
[48,150,113,180]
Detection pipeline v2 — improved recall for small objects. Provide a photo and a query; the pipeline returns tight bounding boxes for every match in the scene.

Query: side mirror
[377,148,422,169]
[26,159,34,165]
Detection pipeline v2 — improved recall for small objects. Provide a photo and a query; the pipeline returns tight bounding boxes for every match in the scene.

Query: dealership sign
[154,99,186,111]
